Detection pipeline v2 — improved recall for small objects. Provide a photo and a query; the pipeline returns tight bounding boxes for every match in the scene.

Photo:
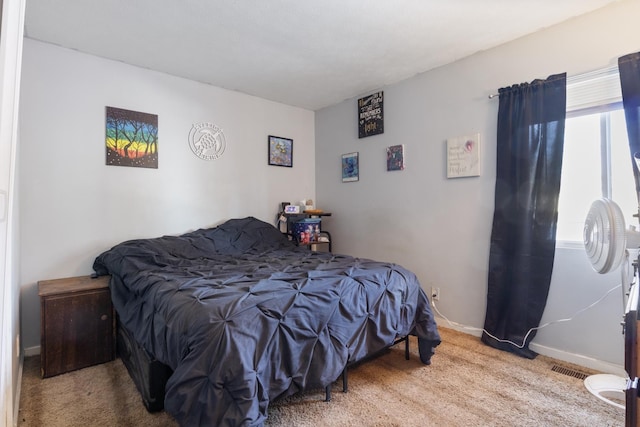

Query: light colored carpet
[18,327,623,426]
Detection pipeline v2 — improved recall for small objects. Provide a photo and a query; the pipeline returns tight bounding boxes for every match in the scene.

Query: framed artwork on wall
[358,91,384,138]
[105,106,158,169]
[446,133,481,178]
[268,135,293,167]
[386,144,405,171]
[342,152,359,182]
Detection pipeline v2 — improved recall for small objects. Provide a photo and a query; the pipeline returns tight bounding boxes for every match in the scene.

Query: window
[556,67,637,244]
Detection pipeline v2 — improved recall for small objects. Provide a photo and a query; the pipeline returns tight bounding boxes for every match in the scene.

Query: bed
[92,217,441,426]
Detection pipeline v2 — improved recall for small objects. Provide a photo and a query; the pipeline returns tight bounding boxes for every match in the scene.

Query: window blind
[566,65,621,112]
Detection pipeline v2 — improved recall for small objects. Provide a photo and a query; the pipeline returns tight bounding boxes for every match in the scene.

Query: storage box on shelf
[282,210,332,252]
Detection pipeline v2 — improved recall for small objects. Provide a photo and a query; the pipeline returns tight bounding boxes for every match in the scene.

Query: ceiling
[23,0,621,111]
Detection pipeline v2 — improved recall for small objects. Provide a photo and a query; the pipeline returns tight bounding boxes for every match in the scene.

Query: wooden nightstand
[39,275,115,378]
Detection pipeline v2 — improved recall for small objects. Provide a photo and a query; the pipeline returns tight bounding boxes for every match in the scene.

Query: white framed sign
[447,133,481,178]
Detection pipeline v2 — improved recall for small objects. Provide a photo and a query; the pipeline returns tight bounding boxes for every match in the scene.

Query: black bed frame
[117,317,411,412]
[324,336,410,402]
[116,318,172,412]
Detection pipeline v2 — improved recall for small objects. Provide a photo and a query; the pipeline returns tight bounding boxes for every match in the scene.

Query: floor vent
[551,364,589,380]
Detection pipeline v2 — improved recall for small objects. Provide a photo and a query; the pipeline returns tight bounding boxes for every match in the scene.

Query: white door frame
[0,0,25,425]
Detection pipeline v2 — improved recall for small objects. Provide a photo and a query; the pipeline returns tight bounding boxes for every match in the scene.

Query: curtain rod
[487,65,619,99]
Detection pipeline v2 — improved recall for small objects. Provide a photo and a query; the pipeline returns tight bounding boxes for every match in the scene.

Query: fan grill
[583,198,627,274]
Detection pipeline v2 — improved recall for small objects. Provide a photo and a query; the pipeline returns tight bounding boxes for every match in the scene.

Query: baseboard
[436,316,483,337]
[529,342,626,377]
[24,345,39,357]
[435,315,626,376]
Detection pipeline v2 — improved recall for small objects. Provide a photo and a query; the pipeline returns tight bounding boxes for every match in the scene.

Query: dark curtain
[619,52,640,205]
[481,73,567,359]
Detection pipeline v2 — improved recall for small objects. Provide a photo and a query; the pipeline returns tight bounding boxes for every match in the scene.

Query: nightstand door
[41,288,114,378]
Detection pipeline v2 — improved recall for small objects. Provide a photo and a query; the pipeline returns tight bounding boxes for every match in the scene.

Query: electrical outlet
[431,287,440,301]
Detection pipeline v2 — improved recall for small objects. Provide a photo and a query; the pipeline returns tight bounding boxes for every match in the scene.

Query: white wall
[18,39,316,351]
[316,0,640,369]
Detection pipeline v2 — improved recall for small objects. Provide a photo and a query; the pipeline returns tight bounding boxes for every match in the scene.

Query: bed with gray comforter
[93,217,441,426]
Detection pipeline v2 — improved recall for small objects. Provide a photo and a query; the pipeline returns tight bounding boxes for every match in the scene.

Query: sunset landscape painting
[106,106,158,168]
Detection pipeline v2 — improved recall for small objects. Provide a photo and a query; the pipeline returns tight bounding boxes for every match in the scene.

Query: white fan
[583,198,640,409]
[584,198,640,274]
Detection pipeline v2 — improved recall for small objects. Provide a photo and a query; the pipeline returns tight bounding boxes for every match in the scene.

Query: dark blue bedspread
[93,217,440,426]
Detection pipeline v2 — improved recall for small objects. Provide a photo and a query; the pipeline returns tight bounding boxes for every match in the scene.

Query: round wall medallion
[188,122,226,160]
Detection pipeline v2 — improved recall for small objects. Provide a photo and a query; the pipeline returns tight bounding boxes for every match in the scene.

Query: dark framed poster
[358,91,384,138]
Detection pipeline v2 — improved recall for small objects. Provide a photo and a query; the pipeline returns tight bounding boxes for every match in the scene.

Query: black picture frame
[268,135,293,167]
[358,91,384,138]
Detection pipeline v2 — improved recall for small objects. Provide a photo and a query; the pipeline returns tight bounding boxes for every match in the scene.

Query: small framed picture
[386,144,405,171]
[447,133,481,178]
[268,135,293,167]
[342,152,359,182]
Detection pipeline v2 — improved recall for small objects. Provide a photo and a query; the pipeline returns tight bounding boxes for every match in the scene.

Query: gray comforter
[93,217,440,426]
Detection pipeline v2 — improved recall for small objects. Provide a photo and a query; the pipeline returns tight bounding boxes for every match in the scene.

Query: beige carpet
[18,327,623,426]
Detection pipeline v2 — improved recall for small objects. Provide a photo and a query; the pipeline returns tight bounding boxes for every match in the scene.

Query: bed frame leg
[342,367,348,392]
[324,335,409,402]
[405,336,410,360]
[327,340,408,403]
[325,366,349,402]
[324,342,409,402]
